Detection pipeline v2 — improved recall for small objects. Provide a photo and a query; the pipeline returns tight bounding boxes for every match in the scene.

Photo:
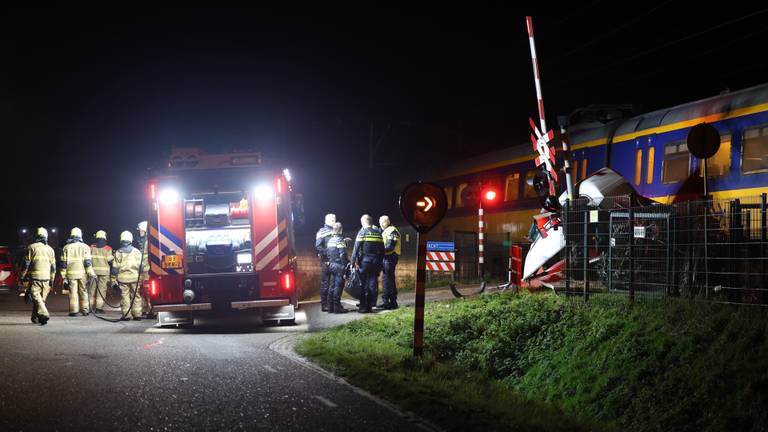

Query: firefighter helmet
[120,231,134,243]
[36,227,48,239]
[70,227,82,238]
[95,230,107,240]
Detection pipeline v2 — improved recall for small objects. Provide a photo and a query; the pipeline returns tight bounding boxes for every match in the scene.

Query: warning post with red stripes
[399,182,448,356]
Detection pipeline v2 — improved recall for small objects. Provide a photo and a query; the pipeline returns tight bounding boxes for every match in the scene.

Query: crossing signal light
[400,182,448,233]
[483,189,498,203]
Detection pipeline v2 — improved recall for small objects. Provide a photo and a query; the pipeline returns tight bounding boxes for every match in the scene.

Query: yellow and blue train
[432,83,768,240]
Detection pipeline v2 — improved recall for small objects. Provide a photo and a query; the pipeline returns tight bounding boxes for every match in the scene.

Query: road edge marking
[269,334,444,432]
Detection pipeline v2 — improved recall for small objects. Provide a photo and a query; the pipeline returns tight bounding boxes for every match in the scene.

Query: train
[430,83,768,246]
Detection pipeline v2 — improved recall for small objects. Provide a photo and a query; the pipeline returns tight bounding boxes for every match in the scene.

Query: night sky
[3,4,767,246]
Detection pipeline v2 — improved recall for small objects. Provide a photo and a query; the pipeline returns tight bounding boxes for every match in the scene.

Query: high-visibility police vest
[90,245,114,276]
[25,242,56,280]
[326,234,348,265]
[383,225,401,256]
[112,246,143,283]
[60,241,94,280]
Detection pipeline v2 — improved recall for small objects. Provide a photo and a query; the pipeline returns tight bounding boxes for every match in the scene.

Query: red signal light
[483,189,498,202]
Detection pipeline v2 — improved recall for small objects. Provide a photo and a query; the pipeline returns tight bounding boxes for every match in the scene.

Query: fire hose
[85,258,146,324]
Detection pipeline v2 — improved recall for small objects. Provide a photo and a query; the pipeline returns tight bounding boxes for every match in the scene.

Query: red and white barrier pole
[478,201,484,280]
[526,16,547,133]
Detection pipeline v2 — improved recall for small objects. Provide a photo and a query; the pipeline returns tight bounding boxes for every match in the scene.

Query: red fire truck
[147,148,300,326]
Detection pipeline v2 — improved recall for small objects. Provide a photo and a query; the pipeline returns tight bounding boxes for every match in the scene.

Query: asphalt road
[0,289,454,432]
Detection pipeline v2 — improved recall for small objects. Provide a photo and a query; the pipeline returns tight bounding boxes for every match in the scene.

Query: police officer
[351,214,384,313]
[20,228,56,325]
[89,230,113,313]
[377,215,400,310]
[315,213,336,312]
[136,221,152,317]
[326,222,350,314]
[112,231,143,321]
[60,227,97,316]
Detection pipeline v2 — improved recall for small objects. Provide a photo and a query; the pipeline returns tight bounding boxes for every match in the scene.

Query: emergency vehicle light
[150,279,158,296]
[277,178,283,194]
[282,272,294,291]
[282,168,292,182]
[159,188,180,204]
[253,184,274,201]
[149,183,156,200]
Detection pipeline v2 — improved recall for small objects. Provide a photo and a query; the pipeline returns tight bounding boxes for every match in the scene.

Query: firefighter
[315,213,336,312]
[326,222,350,314]
[136,221,152,317]
[112,231,143,320]
[60,227,97,316]
[377,215,400,310]
[19,228,56,325]
[89,230,113,313]
[351,214,384,313]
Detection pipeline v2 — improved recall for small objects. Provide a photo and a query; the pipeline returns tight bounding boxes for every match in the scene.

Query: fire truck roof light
[253,184,274,201]
[159,188,180,204]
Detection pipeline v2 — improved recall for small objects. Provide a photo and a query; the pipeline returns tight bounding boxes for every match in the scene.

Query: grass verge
[296,292,768,432]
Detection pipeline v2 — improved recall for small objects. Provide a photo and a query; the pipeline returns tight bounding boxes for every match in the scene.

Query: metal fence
[559,194,768,306]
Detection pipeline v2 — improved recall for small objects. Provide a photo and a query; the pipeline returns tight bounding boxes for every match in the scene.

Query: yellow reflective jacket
[60,241,95,280]
[139,236,149,276]
[383,226,401,256]
[90,244,114,276]
[23,242,56,280]
[112,245,143,283]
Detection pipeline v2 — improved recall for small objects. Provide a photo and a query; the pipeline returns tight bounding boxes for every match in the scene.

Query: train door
[633,134,656,197]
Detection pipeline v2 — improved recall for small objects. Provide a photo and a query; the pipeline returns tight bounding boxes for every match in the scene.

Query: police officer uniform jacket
[351,226,384,265]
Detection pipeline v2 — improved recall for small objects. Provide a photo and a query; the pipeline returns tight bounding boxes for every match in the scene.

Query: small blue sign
[427,241,454,252]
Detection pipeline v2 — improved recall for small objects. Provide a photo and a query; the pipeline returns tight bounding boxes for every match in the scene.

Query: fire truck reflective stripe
[253,226,278,259]
[159,230,183,255]
[255,246,279,271]
[272,238,290,270]
[272,219,290,271]
[274,254,289,271]
[159,226,184,250]
[150,262,167,276]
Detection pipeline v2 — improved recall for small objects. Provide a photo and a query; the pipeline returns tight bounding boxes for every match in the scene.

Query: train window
[524,171,538,198]
[455,183,467,207]
[504,173,520,201]
[698,134,731,177]
[634,149,643,185]
[646,147,655,184]
[742,127,768,174]
[662,141,690,183]
[581,158,587,180]
[444,186,453,209]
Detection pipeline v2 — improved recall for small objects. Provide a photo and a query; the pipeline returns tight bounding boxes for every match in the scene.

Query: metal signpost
[399,182,448,356]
